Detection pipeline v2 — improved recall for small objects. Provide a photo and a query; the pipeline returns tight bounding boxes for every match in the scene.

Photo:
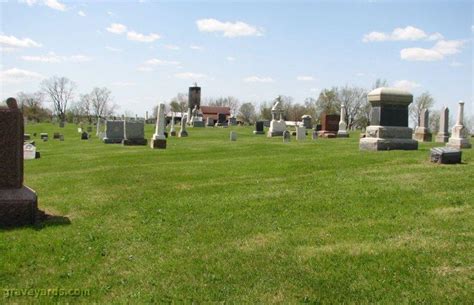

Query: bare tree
[41,76,76,123]
[315,88,339,120]
[258,102,272,120]
[207,96,241,115]
[16,91,51,122]
[238,102,256,124]
[410,92,434,127]
[169,93,188,116]
[336,86,367,129]
[372,78,389,89]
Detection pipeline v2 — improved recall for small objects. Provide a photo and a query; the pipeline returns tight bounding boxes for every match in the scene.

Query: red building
[200,106,231,121]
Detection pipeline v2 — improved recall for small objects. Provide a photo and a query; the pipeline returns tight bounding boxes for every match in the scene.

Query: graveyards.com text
[3,288,90,298]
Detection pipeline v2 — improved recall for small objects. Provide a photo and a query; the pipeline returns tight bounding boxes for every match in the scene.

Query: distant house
[200,106,231,121]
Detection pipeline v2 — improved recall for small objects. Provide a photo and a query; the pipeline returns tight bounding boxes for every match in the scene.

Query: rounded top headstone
[6,97,18,109]
[368,87,413,105]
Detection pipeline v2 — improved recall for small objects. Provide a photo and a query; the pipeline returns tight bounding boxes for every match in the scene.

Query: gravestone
[447,101,472,149]
[318,114,339,138]
[435,107,449,143]
[103,120,125,144]
[360,87,418,151]
[179,116,188,137]
[0,98,40,227]
[169,114,177,137]
[283,130,291,143]
[77,128,82,133]
[59,121,65,128]
[253,121,265,134]
[40,133,48,140]
[296,126,306,141]
[53,132,60,139]
[430,147,462,164]
[123,121,147,146]
[302,115,312,129]
[150,103,166,149]
[228,116,237,126]
[413,108,432,142]
[59,134,64,141]
[267,101,286,137]
[337,105,349,138]
[215,113,228,127]
[230,131,237,141]
[312,130,318,140]
[190,105,205,127]
[81,132,89,140]
[23,143,36,160]
[206,117,214,127]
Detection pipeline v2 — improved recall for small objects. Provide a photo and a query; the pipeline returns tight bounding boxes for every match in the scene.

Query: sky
[0,0,473,117]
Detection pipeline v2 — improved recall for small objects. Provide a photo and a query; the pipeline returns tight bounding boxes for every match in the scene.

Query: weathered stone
[179,116,188,137]
[0,98,39,227]
[360,87,418,151]
[53,132,60,139]
[302,115,312,129]
[447,101,471,149]
[337,105,349,138]
[413,108,432,142]
[312,130,318,140]
[81,132,89,140]
[206,117,214,127]
[318,114,339,138]
[169,114,177,136]
[230,131,237,141]
[296,126,306,141]
[267,101,286,137]
[150,103,166,149]
[283,130,291,143]
[103,120,125,143]
[430,147,462,164]
[123,121,147,146]
[435,107,449,143]
[253,121,265,134]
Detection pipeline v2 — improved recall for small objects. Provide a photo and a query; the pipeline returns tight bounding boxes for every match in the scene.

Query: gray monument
[283,130,291,143]
[103,120,125,144]
[230,131,237,141]
[150,103,167,149]
[170,114,177,136]
[267,101,286,137]
[447,101,471,149]
[253,121,264,134]
[359,87,418,151]
[435,107,449,143]
[187,84,201,124]
[123,121,147,146]
[337,104,349,138]
[179,116,188,137]
[413,108,432,142]
[302,115,312,129]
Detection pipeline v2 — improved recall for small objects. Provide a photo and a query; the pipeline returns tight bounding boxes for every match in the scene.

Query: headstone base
[0,186,39,228]
[267,131,284,137]
[359,138,418,151]
[150,139,167,149]
[170,131,177,137]
[253,131,265,135]
[318,131,337,138]
[122,139,147,146]
[435,133,449,143]
[413,128,432,142]
[178,131,188,137]
[430,147,462,164]
[192,121,205,127]
[446,138,472,149]
[337,131,349,138]
[103,138,123,144]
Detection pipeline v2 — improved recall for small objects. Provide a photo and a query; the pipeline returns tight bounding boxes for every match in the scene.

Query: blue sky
[1,0,472,116]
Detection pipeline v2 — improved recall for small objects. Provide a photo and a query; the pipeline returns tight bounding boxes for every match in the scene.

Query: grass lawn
[1,123,473,304]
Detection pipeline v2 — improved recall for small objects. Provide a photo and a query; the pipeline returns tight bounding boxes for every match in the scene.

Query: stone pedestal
[447,101,471,149]
[150,103,167,149]
[1,98,40,227]
[267,101,286,137]
[413,108,432,142]
[150,139,167,149]
[123,121,147,146]
[296,126,306,141]
[337,105,349,138]
[360,88,418,151]
[435,107,449,143]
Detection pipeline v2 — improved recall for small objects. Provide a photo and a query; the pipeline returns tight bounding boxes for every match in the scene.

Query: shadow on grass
[34,211,71,230]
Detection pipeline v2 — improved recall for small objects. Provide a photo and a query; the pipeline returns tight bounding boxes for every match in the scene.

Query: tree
[238,102,256,124]
[41,76,76,123]
[336,86,367,129]
[410,92,434,127]
[372,78,389,89]
[16,91,51,122]
[169,93,188,116]
[87,87,116,134]
[315,88,339,120]
[207,96,241,115]
[258,102,272,120]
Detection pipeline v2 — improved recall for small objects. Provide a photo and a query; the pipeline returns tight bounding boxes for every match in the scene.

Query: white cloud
[105,46,122,52]
[78,10,86,17]
[0,34,42,49]
[400,39,465,61]
[112,81,136,87]
[106,23,127,34]
[296,75,315,81]
[393,80,421,91]
[175,72,206,79]
[196,18,263,37]
[145,58,180,66]
[126,31,160,42]
[21,52,92,63]
[0,68,43,83]
[226,56,236,61]
[164,44,180,50]
[190,45,204,51]
[243,76,274,83]
[19,0,66,11]
[363,26,443,42]
[137,66,153,72]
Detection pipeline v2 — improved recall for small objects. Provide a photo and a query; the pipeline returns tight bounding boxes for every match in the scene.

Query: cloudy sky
[1,0,472,116]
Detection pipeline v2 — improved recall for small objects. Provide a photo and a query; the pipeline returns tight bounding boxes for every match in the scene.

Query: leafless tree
[207,96,241,115]
[41,76,76,123]
[238,102,256,124]
[336,86,367,129]
[410,92,434,127]
[169,93,188,116]
[81,87,116,134]
[16,91,51,122]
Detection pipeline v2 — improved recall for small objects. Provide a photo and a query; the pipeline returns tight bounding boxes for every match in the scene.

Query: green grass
[1,123,473,304]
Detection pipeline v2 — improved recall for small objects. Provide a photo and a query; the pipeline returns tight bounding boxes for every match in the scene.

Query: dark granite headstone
[0,98,40,227]
[318,114,339,138]
[253,121,264,134]
[81,132,89,140]
[53,132,60,139]
[430,147,462,164]
[370,104,409,127]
